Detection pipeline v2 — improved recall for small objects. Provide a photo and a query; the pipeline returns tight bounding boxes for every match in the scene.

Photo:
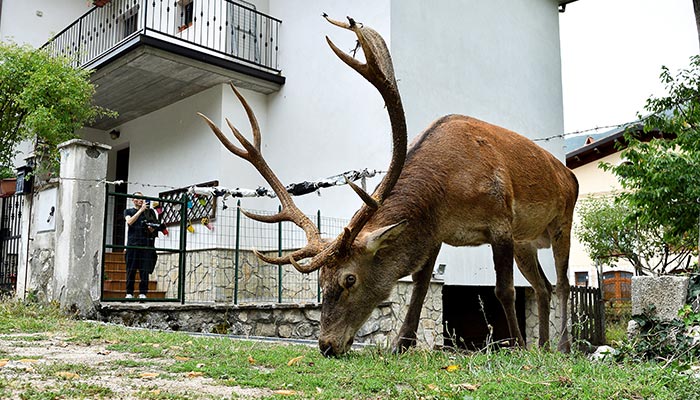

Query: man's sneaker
[138,294,147,299]
[125,294,133,299]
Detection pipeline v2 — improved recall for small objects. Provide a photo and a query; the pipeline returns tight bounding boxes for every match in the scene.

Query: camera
[145,200,151,207]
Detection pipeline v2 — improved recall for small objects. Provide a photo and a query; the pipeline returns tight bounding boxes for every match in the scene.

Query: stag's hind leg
[392,247,441,354]
[549,222,572,353]
[514,242,553,349]
[492,238,526,348]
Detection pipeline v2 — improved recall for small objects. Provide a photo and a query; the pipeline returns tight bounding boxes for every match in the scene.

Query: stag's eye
[344,274,356,289]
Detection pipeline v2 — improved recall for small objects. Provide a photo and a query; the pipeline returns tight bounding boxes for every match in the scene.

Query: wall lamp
[109,129,120,140]
[433,263,447,279]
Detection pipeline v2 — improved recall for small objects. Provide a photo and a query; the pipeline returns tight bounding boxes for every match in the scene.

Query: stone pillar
[53,140,111,318]
[631,276,689,320]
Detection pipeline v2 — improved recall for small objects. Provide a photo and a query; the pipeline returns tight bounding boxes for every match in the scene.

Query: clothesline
[186,168,385,199]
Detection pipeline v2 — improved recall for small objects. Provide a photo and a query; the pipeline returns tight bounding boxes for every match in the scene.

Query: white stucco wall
[0,0,89,46]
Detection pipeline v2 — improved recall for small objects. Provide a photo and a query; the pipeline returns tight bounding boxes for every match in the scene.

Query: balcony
[44,0,284,130]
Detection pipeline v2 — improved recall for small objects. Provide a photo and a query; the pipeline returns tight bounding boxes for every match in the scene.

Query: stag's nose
[319,339,337,357]
[319,337,355,357]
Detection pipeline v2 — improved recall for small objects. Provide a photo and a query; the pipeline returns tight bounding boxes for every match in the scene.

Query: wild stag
[199,16,578,356]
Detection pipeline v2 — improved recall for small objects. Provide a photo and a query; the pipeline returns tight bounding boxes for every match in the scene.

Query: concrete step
[103,279,158,292]
[102,290,167,300]
[104,252,125,263]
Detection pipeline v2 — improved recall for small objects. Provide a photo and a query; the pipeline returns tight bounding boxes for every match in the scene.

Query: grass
[605,301,633,345]
[0,299,698,399]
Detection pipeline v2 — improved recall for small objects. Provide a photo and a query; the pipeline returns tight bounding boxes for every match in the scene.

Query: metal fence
[44,0,281,72]
[102,190,347,304]
[0,194,23,295]
[570,285,606,346]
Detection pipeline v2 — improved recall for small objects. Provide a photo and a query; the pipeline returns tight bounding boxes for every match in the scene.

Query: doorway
[111,147,129,247]
[442,285,526,350]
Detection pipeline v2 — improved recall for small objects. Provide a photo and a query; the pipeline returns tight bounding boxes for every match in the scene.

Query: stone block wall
[523,287,565,348]
[357,279,444,349]
[100,277,444,350]
[631,276,689,320]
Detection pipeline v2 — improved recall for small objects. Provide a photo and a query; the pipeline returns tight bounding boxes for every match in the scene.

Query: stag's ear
[363,220,407,255]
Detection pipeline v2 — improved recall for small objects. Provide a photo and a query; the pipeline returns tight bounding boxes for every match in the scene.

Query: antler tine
[344,176,378,210]
[254,246,326,273]
[325,16,408,246]
[228,83,261,152]
[197,113,247,159]
[201,84,325,272]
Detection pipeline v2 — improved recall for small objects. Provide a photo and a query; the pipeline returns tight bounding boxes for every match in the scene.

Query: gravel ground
[0,332,272,399]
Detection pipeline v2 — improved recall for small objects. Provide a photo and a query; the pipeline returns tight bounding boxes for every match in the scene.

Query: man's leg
[125,250,136,298]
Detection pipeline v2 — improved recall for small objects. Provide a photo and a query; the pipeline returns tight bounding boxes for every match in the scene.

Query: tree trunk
[694,0,700,50]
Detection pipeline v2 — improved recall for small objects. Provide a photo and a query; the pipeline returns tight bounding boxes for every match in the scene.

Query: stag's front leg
[392,249,440,354]
[493,239,526,348]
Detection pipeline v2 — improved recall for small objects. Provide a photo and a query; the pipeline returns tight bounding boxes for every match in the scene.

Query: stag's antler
[323,15,407,254]
[198,84,326,272]
[200,16,407,273]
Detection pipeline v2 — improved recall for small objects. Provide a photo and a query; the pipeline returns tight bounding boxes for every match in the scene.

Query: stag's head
[199,16,407,356]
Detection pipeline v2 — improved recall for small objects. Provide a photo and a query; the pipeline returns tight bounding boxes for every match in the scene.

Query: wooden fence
[570,286,606,346]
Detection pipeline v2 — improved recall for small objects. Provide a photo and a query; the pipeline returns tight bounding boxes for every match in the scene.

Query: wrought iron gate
[0,194,23,295]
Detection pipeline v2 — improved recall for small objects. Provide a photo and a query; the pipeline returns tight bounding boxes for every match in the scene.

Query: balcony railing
[45,0,281,72]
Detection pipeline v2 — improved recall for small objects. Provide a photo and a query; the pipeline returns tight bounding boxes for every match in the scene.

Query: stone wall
[523,287,565,348]
[100,278,444,350]
[356,279,444,349]
[631,276,689,320]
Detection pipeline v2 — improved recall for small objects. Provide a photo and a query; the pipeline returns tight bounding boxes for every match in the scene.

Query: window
[122,6,139,38]
[602,271,633,302]
[575,272,589,287]
[179,0,194,32]
[226,0,258,61]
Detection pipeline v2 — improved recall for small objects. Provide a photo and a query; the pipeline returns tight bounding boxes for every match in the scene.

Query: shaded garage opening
[443,285,526,350]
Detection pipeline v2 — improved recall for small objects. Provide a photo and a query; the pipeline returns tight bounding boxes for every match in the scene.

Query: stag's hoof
[557,340,571,353]
[391,336,417,354]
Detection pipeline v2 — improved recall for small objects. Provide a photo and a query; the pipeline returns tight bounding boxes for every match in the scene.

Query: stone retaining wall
[100,278,444,349]
[523,287,565,348]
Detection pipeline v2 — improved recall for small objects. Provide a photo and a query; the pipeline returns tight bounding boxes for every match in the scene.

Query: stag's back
[385,114,578,246]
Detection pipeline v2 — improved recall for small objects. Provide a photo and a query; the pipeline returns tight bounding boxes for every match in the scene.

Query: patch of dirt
[0,333,272,399]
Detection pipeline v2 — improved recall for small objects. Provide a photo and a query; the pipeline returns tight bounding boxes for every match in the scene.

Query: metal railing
[45,0,281,72]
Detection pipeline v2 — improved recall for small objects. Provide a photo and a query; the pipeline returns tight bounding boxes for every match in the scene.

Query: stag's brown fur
[317,114,578,355]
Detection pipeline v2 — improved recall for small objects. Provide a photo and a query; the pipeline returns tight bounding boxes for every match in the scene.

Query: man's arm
[125,202,148,226]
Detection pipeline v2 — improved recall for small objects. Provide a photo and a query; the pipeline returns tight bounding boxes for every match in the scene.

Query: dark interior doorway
[111,147,129,247]
[443,285,526,350]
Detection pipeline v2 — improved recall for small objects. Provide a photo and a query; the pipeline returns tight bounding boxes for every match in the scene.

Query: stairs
[102,252,166,299]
